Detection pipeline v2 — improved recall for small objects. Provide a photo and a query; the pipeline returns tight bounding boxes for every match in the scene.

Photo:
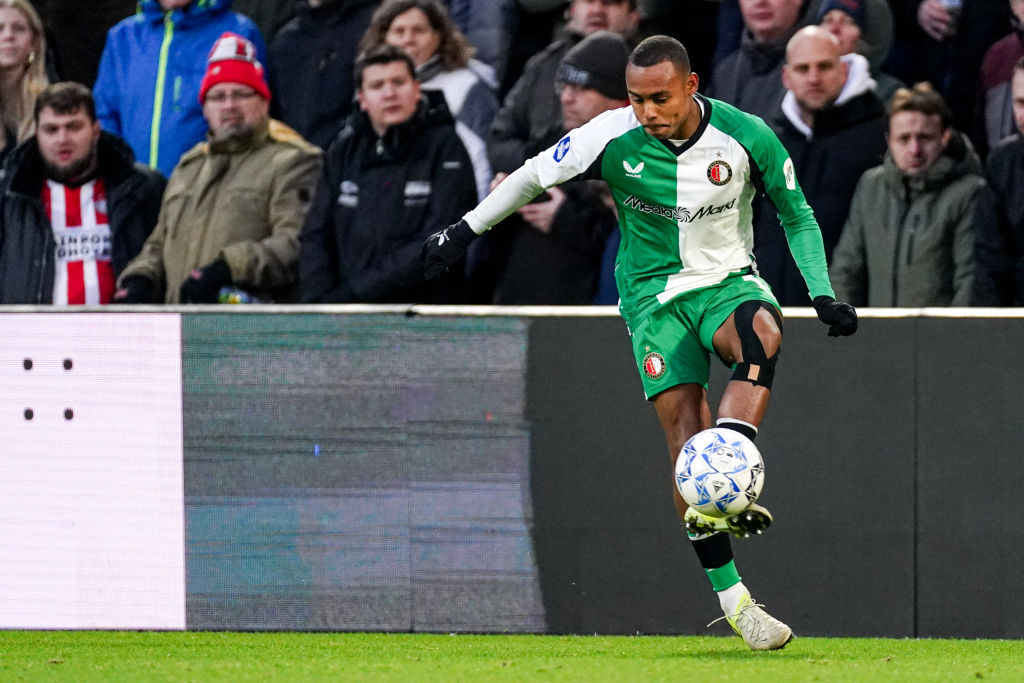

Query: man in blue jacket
[93,0,266,178]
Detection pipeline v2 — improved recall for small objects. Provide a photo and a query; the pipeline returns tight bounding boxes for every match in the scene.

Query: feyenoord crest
[707,160,732,186]
[643,352,667,379]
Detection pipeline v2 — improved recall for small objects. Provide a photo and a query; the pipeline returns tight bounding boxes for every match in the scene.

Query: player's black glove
[812,295,858,337]
[422,219,477,280]
[112,275,158,304]
[179,258,232,303]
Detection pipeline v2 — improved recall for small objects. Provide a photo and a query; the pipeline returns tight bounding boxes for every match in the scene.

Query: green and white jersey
[464,94,834,327]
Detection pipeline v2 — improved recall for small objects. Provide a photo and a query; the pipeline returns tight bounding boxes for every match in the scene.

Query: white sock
[718,581,750,615]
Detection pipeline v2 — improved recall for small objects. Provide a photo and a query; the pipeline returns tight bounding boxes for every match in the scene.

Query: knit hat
[556,31,629,101]
[199,32,271,104]
[817,0,866,29]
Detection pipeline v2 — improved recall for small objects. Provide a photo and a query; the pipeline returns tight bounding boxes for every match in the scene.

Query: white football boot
[722,594,793,651]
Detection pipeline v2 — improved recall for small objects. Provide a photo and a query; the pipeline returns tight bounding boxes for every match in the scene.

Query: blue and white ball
[675,427,765,517]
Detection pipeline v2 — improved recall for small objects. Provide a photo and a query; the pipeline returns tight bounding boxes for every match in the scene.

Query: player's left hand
[812,296,858,337]
[180,258,232,303]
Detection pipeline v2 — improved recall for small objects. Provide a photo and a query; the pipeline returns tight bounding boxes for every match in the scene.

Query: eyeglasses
[205,90,260,104]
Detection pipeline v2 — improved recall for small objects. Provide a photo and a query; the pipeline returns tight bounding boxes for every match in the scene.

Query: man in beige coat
[113,32,322,304]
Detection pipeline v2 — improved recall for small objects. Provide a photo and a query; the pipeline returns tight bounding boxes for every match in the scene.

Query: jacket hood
[139,0,232,28]
[345,89,455,162]
[781,53,877,138]
[5,131,139,197]
[294,0,379,27]
[882,129,983,194]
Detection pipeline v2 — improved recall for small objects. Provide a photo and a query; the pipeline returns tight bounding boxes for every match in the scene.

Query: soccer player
[422,35,857,651]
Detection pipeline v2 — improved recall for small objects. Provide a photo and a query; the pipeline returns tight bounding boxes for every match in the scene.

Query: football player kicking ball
[423,35,857,650]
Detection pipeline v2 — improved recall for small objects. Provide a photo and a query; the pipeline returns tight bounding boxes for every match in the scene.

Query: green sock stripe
[705,560,742,592]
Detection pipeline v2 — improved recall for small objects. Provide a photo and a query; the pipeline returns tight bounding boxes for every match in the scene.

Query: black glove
[179,259,232,303]
[422,219,478,280]
[812,295,858,337]
[112,275,158,304]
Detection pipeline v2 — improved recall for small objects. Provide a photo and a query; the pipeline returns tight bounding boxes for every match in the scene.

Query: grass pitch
[2,631,1022,681]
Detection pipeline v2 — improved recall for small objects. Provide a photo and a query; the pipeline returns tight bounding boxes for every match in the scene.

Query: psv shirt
[44,178,115,305]
[465,94,835,327]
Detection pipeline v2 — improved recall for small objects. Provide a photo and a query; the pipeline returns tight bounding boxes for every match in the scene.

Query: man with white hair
[754,25,887,305]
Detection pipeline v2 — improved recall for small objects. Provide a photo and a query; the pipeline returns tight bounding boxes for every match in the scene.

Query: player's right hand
[422,219,478,280]
[812,296,858,337]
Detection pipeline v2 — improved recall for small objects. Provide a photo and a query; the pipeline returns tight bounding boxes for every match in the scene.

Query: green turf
[1,632,1022,682]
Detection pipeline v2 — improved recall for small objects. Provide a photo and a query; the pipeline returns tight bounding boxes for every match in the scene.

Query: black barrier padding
[528,317,917,636]
[916,318,1024,638]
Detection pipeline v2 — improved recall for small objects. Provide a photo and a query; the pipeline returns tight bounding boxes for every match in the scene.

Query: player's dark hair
[628,35,690,75]
[34,82,95,123]
[887,82,952,130]
[354,44,418,89]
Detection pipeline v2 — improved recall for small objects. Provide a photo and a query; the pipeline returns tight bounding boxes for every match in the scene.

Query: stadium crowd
[0,0,1022,306]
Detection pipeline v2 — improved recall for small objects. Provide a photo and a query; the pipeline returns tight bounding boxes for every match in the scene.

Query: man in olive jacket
[114,32,322,304]
[830,83,984,307]
[0,83,165,305]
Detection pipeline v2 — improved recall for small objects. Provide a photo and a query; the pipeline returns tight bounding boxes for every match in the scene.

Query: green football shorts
[629,272,780,399]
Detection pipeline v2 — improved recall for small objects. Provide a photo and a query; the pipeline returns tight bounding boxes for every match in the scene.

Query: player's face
[567,0,639,37]
[559,83,625,129]
[202,83,269,142]
[738,0,803,42]
[36,106,101,183]
[819,9,860,55]
[625,60,699,140]
[158,0,191,10]
[357,60,421,136]
[1012,69,1024,136]
[384,8,441,68]
[0,6,35,71]
[887,111,950,177]
[782,35,847,114]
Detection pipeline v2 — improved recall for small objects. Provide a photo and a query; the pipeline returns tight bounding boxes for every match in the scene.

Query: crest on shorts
[643,352,667,379]
[707,160,732,186]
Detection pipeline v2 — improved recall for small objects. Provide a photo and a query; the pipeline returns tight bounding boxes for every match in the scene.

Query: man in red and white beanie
[199,32,271,105]
[114,31,322,305]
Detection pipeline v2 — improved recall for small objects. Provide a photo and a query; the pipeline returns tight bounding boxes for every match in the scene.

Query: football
[675,427,765,517]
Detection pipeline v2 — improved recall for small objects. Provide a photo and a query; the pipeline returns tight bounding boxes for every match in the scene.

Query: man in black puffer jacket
[0,83,166,305]
[298,44,477,303]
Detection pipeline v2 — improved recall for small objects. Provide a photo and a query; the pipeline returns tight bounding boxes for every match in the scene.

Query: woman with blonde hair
[0,0,47,162]
[360,0,497,201]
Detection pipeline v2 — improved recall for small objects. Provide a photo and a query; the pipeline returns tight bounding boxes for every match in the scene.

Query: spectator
[830,82,983,306]
[298,44,476,304]
[973,57,1024,306]
[0,0,48,165]
[488,0,639,174]
[113,33,322,304]
[818,0,904,103]
[707,0,808,120]
[30,0,134,86]
[888,0,1009,148]
[481,30,627,305]
[0,83,165,304]
[444,0,516,85]
[709,0,892,122]
[754,26,887,305]
[362,0,498,201]
[979,0,1024,151]
[94,0,266,178]
[232,0,296,43]
[267,0,378,152]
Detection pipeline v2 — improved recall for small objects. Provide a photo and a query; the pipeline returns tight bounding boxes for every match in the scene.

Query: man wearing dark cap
[474,30,630,304]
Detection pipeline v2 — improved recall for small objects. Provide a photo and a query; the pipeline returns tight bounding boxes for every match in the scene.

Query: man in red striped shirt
[0,82,165,305]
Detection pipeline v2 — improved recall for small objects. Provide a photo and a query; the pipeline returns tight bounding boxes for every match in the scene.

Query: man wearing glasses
[114,32,322,304]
